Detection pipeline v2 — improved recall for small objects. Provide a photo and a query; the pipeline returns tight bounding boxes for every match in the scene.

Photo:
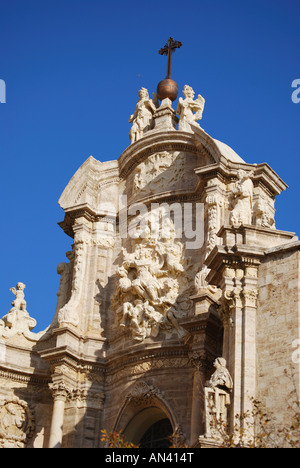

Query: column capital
[49,381,72,401]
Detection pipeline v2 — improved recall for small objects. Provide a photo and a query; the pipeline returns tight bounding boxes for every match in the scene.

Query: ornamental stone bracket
[125,381,163,406]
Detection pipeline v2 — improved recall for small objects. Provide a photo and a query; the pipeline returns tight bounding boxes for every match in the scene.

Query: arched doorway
[123,407,173,448]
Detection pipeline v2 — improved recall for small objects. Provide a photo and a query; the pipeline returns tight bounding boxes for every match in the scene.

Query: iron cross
[159,37,182,79]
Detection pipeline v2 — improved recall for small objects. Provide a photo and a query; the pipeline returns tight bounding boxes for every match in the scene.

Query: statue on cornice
[0,283,39,340]
[129,87,158,143]
[9,282,27,311]
[176,85,205,132]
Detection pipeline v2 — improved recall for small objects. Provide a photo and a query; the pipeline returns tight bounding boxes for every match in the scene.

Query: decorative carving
[219,288,243,326]
[125,381,161,405]
[58,235,87,327]
[132,151,186,195]
[194,264,220,296]
[204,358,233,439]
[0,398,35,448]
[253,197,275,229]
[230,170,254,227]
[129,88,158,143]
[49,382,72,401]
[189,350,216,372]
[242,288,258,308]
[112,213,194,341]
[176,85,205,132]
[206,195,221,257]
[0,283,41,341]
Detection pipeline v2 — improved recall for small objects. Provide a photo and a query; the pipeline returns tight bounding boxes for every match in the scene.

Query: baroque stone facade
[0,85,299,448]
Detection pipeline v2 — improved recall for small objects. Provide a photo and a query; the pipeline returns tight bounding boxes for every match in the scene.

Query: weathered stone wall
[257,245,300,425]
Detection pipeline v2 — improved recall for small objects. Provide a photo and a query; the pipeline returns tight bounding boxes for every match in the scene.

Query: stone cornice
[58,204,117,238]
[264,240,300,256]
[195,160,288,196]
[0,365,51,387]
[205,243,265,285]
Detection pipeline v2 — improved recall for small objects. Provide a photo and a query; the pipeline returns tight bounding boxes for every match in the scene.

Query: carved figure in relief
[129,88,157,143]
[132,151,187,195]
[0,399,35,448]
[204,358,233,439]
[230,169,254,227]
[132,264,162,303]
[176,85,205,132]
[254,198,275,229]
[112,212,193,341]
[120,300,146,341]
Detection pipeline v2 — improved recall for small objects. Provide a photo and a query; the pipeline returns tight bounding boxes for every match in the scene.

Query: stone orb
[156,78,179,102]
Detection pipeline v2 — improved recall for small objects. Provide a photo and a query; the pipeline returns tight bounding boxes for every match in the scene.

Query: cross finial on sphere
[157,37,182,102]
[159,37,182,79]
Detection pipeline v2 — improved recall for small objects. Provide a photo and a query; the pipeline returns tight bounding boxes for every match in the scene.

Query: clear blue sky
[0,0,299,332]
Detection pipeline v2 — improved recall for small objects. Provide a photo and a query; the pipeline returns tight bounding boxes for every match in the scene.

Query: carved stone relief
[132,151,187,196]
[112,212,195,341]
[229,170,254,227]
[125,381,162,406]
[0,398,35,448]
[253,196,275,229]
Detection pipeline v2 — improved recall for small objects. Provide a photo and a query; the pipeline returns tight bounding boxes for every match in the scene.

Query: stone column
[241,266,259,418]
[219,262,259,432]
[220,284,243,423]
[48,383,69,448]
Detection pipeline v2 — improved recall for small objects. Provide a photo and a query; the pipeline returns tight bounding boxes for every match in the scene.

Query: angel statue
[129,87,158,143]
[10,282,27,311]
[176,85,205,132]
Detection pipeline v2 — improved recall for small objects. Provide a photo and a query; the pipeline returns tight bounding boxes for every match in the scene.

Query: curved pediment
[58,156,119,216]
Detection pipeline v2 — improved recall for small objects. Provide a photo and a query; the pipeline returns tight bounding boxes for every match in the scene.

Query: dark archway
[139,417,173,448]
[123,407,173,447]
